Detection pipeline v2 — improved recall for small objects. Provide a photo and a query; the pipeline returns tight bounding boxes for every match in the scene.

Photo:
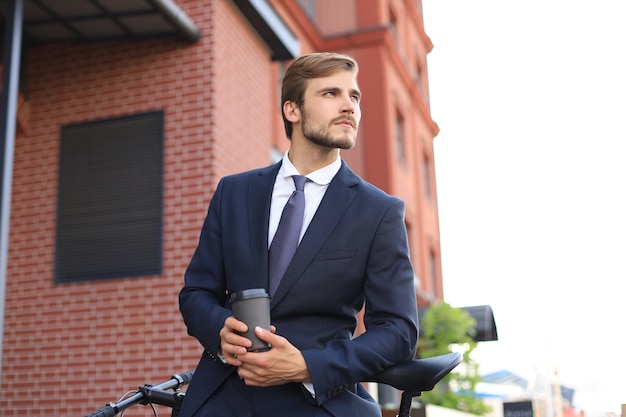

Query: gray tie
[269,175,308,296]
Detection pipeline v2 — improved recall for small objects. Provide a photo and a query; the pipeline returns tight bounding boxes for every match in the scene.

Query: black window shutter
[55,111,164,283]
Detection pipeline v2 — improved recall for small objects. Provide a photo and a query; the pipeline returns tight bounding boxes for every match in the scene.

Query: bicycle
[84,352,461,417]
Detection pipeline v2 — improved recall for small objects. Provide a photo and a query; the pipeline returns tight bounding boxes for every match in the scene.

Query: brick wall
[1,0,441,414]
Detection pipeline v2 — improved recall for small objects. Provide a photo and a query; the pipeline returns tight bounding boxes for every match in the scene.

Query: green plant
[418,301,492,415]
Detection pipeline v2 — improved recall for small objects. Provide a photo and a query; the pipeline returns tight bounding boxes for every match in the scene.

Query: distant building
[478,369,578,417]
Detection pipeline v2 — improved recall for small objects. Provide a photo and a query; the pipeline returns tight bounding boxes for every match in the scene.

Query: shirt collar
[280,151,341,186]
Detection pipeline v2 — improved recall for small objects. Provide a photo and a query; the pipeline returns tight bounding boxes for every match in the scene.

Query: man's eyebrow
[317,87,339,94]
[317,87,362,98]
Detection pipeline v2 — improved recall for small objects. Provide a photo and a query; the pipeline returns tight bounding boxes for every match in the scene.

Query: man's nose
[341,96,356,113]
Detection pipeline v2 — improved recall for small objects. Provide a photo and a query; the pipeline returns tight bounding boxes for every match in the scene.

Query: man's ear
[283,101,300,123]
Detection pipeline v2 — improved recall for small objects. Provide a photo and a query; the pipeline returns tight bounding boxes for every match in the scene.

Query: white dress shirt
[268,152,342,249]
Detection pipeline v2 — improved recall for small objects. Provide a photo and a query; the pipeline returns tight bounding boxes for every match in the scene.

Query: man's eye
[351,95,360,102]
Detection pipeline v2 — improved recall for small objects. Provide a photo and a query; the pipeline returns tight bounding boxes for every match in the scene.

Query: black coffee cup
[229,289,271,351]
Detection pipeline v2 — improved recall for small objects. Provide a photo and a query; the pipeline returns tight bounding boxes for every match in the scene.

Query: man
[179,52,418,417]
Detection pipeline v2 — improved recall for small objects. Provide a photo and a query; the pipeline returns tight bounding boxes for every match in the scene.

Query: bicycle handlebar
[84,370,194,417]
[85,405,117,417]
[158,370,195,389]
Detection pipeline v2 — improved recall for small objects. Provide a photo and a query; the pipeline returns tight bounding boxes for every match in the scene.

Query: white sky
[422,1,626,416]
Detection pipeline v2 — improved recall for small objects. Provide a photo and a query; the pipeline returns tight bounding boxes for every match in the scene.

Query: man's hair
[281,52,359,139]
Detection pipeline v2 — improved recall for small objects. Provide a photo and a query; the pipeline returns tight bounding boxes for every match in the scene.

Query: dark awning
[419,304,499,343]
[0,0,201,44]
[460,305,498,342]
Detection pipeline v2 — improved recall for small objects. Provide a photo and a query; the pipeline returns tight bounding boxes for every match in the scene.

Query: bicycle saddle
[364,352,462,393]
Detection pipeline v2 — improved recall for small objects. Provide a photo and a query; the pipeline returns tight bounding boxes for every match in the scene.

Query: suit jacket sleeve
[301,197,419,405]
[179,179,232,357]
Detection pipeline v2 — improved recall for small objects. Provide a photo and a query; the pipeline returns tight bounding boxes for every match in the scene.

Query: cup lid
[229,288,269,302]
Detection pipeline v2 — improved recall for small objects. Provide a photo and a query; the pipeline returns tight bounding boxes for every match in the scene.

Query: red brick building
[0,0,443,415]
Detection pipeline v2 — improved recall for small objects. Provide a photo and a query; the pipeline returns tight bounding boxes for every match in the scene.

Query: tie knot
[292,175,307,191]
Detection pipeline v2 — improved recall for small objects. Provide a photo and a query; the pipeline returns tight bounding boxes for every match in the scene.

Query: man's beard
[301,110,357,150]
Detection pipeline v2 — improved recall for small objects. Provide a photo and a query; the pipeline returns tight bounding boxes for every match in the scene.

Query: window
[55,111,164,283]
[297,0,316,20]
[389,7,399,45]
[277,61,287,108]
[428,249,438,297]
[414,0,423,21]
[395,110,406,165]
[271,145,283,163]
[422,152,432,200]
[414,58,424,95]
[414,58,421,84]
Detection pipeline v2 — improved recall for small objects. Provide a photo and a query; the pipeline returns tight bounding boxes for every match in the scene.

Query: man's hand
[236,327,311,386]
[219,316,253,366]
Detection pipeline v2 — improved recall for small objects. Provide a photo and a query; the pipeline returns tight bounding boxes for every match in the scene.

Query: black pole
[0,0,24,380]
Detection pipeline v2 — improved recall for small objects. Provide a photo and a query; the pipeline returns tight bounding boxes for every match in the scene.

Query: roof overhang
[0,0,201,44]
[232,0,299,61]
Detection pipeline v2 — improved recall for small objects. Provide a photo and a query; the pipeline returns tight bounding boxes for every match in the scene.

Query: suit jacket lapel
[271,162,359,307]
[248,163,280,290]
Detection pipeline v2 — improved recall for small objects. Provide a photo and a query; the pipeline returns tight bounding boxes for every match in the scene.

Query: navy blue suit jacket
[179,161,418,417]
